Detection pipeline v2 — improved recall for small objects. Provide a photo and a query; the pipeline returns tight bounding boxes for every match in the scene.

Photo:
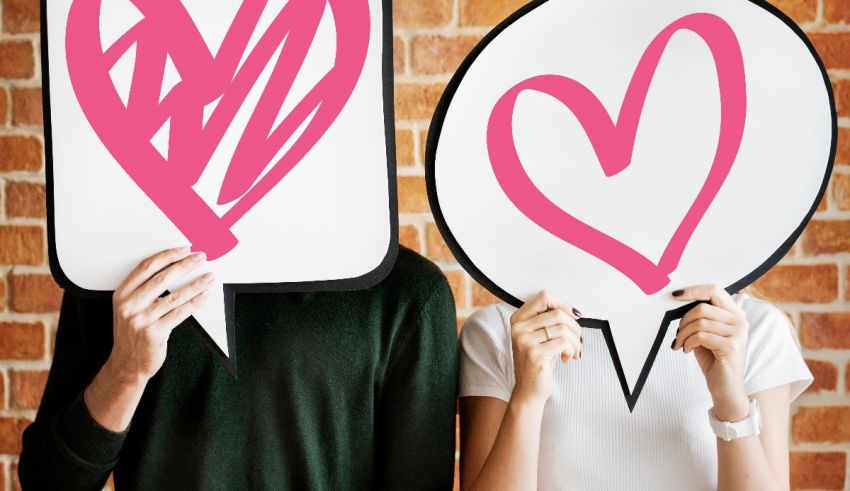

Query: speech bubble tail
[188,281,238,379]
[586,303,682,412]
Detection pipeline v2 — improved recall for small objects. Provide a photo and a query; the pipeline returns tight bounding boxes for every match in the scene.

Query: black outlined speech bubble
[43,0,399,374]
[426,0,834,410]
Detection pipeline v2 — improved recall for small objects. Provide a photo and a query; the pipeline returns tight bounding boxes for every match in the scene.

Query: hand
[672,284,750,421]
[107,246,214,385]
[509,290,583,406]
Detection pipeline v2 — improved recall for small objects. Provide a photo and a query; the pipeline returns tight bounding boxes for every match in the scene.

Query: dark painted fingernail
[572,307,582,318]
[672,289,684,297]
[671,339,677,350]
[580,335,583,343]
[676,328,680,335]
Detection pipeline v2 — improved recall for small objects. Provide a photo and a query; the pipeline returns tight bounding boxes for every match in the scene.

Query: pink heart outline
[487,12,747,295]
[65,0,371,260]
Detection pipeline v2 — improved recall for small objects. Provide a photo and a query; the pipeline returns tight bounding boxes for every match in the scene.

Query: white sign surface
[428,0,833,407]
[45,0,397,370]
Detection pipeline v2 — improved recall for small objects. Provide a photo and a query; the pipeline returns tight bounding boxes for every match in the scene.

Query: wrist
[101,356,150,390]
[711,388,750,422]
[509,391,548,415]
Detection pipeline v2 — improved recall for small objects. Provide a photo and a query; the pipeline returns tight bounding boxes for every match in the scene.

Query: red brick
[11,86,42,126]
[10,274,62,313]
[837,128,850,166]
[2,0,39,33]
[0,225,43,265]
[793,406,850,443]
[0,372,6,410]
[804,359,838,393]
[833,79,850,118]
[396,129,415,167]
[834,173,850,211]
[397,176,429,213]
[0,135,42,171]
[393,0,452,28]
[5,180,46,218]
[752,265,837,303]
[771,0,818,24]
[472,281,500,307]
[790,451,846,490]
[0,87,7,125]
[395,83,446,120]
[393,36,405,75]
[801,312,850,349]
[426,222,454,261]
[11,463,19,491]
[0,41,34,79]
[0,417,29,454]
[399,224,420,252]
[844,363,850,392]
[460,0,527,26]
[802,220,850,255]
[825,0,850,23]
[808,32,850,69]
[0,321,44,359]
[445,270,468,308]
[10,369,48,410]
[412,35,482,76]
[0,276,6,312]
[420,130,429,165]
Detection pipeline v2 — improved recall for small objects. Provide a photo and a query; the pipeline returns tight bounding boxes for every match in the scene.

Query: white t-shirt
[458,293,813,491]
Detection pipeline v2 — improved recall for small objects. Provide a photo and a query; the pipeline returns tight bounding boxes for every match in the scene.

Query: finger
[144,272,216,322]
[512,290,582,324]
[672,284,738,313]
[151,288,211,333]
[115,246,192,300]
[673,318,734,350]
[515,308,581,334]
[679,302,738,328]
[132,252,207,307]
[682,331,730,354]
[541,335,578,360]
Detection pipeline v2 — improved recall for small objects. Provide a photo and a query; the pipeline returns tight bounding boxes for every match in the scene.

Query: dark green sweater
[19,247,458,490]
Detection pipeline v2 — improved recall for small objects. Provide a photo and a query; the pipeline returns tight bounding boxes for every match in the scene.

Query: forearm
[84,356,149,432]
[715,396,784,491]
[469,397,544,491]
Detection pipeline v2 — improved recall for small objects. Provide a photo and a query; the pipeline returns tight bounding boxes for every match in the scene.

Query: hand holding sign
[427,0,834,409]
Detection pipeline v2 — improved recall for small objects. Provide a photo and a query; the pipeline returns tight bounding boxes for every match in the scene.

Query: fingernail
[579,351,582,359]
[672,289,684,297]
[580,335,583,344]
[671,339,677,350]
[572,307,582,318]
[676,328,680,335]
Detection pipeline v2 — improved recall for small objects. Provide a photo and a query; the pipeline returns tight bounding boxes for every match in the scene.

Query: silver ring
[543,326,551,342]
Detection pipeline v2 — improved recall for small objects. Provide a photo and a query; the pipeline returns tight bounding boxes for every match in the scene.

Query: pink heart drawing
[65,0,370,260]
[487,13,747,295]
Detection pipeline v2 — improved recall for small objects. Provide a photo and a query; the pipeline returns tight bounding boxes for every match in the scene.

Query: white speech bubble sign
[44,0,398,374]
[426,0,834,409]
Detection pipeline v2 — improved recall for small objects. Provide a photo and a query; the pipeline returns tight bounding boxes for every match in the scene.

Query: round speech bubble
[426,0,834,409]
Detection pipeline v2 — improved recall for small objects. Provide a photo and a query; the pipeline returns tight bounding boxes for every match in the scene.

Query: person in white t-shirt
[458,284,812,490]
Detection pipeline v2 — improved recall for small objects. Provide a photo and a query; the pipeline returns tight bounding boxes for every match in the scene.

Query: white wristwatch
[708,398,761,442]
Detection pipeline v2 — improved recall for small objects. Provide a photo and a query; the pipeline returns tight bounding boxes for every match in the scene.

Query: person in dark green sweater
[18,245,458,490]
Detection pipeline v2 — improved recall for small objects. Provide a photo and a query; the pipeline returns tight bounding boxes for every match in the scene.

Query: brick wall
[0,0,846,489]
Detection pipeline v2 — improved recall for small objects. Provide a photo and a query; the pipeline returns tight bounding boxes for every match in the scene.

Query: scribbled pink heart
[65,0,370,260]
[487,13,747,295]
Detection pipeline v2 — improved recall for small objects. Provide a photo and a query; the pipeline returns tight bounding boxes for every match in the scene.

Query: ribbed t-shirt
[459,293,812,490]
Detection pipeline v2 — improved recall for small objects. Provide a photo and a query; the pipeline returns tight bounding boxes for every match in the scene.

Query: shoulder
[734,293,813,399]
[381,246,449,298]
[460,303,515,355]
[734,292,797,352]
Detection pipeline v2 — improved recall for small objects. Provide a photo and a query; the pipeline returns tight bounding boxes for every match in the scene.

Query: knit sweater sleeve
[18,292,126,490]
[373,275,459,490]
